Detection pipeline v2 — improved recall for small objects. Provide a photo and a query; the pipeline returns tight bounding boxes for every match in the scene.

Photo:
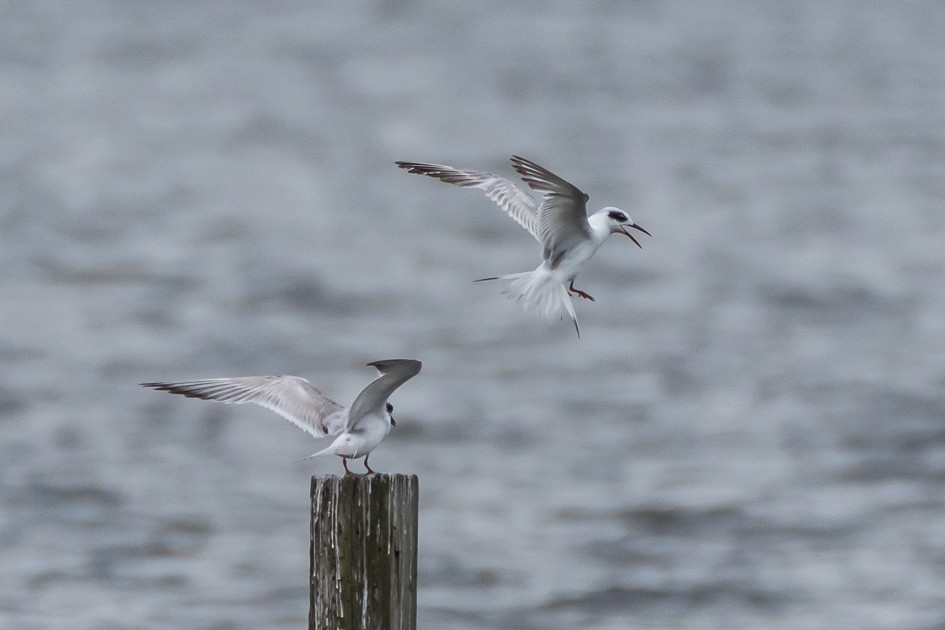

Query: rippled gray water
[2,2,945,628]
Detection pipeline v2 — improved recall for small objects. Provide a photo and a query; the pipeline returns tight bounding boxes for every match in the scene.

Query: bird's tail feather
[475,268,580,336]
[296,444,334,463]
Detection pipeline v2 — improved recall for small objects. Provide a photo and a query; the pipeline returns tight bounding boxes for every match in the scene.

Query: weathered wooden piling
[309,474,419,630]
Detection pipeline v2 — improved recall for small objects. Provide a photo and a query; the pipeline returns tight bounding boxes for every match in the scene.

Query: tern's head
[602,207,651,248]
[386,402,395,427]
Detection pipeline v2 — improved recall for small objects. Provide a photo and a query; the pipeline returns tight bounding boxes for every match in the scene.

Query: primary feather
[395,160,540,239]
[140,376,345,437]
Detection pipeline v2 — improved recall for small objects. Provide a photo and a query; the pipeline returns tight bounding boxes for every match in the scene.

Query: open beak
[619,223,650,249]
[619,226,642,248]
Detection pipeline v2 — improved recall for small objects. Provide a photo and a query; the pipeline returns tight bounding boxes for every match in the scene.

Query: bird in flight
[396,156,649,336]
[142,359,421,475]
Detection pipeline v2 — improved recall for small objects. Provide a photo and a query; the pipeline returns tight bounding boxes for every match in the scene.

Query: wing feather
[347,359,422,431]
[396,161,540,240]
[510,155,591,260]
[141,376,345,438]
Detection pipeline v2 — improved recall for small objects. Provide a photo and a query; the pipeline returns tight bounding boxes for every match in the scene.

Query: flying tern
[141,359,421,474]
[396,155,649,336]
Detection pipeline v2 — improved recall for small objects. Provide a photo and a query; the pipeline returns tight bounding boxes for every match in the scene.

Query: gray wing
[141,376,345,438]
[347,359,422,431]
[396,161,540,240]
[510,155,591,263]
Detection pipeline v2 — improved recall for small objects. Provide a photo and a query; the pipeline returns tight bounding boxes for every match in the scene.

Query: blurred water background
[2,2,945,628]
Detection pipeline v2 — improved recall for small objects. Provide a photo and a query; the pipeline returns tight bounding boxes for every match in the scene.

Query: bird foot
[567,282,595,301]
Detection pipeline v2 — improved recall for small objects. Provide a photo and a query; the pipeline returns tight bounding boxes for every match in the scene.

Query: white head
[601,207,651,248]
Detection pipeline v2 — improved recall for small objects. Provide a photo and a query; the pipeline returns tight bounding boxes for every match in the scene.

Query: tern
[141,359,421,474]
[396,156,649,336]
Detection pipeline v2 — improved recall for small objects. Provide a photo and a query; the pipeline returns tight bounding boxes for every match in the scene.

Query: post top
[311,473,418,482]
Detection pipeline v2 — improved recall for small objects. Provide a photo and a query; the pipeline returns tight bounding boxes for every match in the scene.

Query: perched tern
[141,359,421,474]
[396,156,649,336]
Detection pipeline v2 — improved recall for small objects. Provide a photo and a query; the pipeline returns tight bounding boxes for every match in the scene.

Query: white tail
[296,444,333,463]
[475,267,580,336]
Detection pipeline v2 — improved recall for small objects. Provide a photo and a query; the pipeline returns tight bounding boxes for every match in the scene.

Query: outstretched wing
[141,376,345,438]
[347,359,422,431]
[396,161,540,240]
[510,155,591,262]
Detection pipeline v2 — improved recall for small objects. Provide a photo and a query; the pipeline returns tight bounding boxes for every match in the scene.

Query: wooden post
[309,474,418,630]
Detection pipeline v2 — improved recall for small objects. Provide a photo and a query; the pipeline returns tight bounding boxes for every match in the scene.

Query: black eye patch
[608,210,628,222]
[386,403,393,412]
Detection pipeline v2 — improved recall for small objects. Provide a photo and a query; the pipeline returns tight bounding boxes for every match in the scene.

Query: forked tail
[475,267,580,336]
[296,445,333,463]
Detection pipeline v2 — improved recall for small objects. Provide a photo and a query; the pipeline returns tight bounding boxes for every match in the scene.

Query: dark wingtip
[140,382,212,400]
[395,161,431,174]
[366,359,422,374]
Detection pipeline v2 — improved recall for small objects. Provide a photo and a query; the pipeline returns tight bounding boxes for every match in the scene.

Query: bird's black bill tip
[390,417,396,427]
[630,223,651,237]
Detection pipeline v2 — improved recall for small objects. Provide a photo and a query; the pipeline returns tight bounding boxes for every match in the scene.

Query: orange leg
[568,280,595,301]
